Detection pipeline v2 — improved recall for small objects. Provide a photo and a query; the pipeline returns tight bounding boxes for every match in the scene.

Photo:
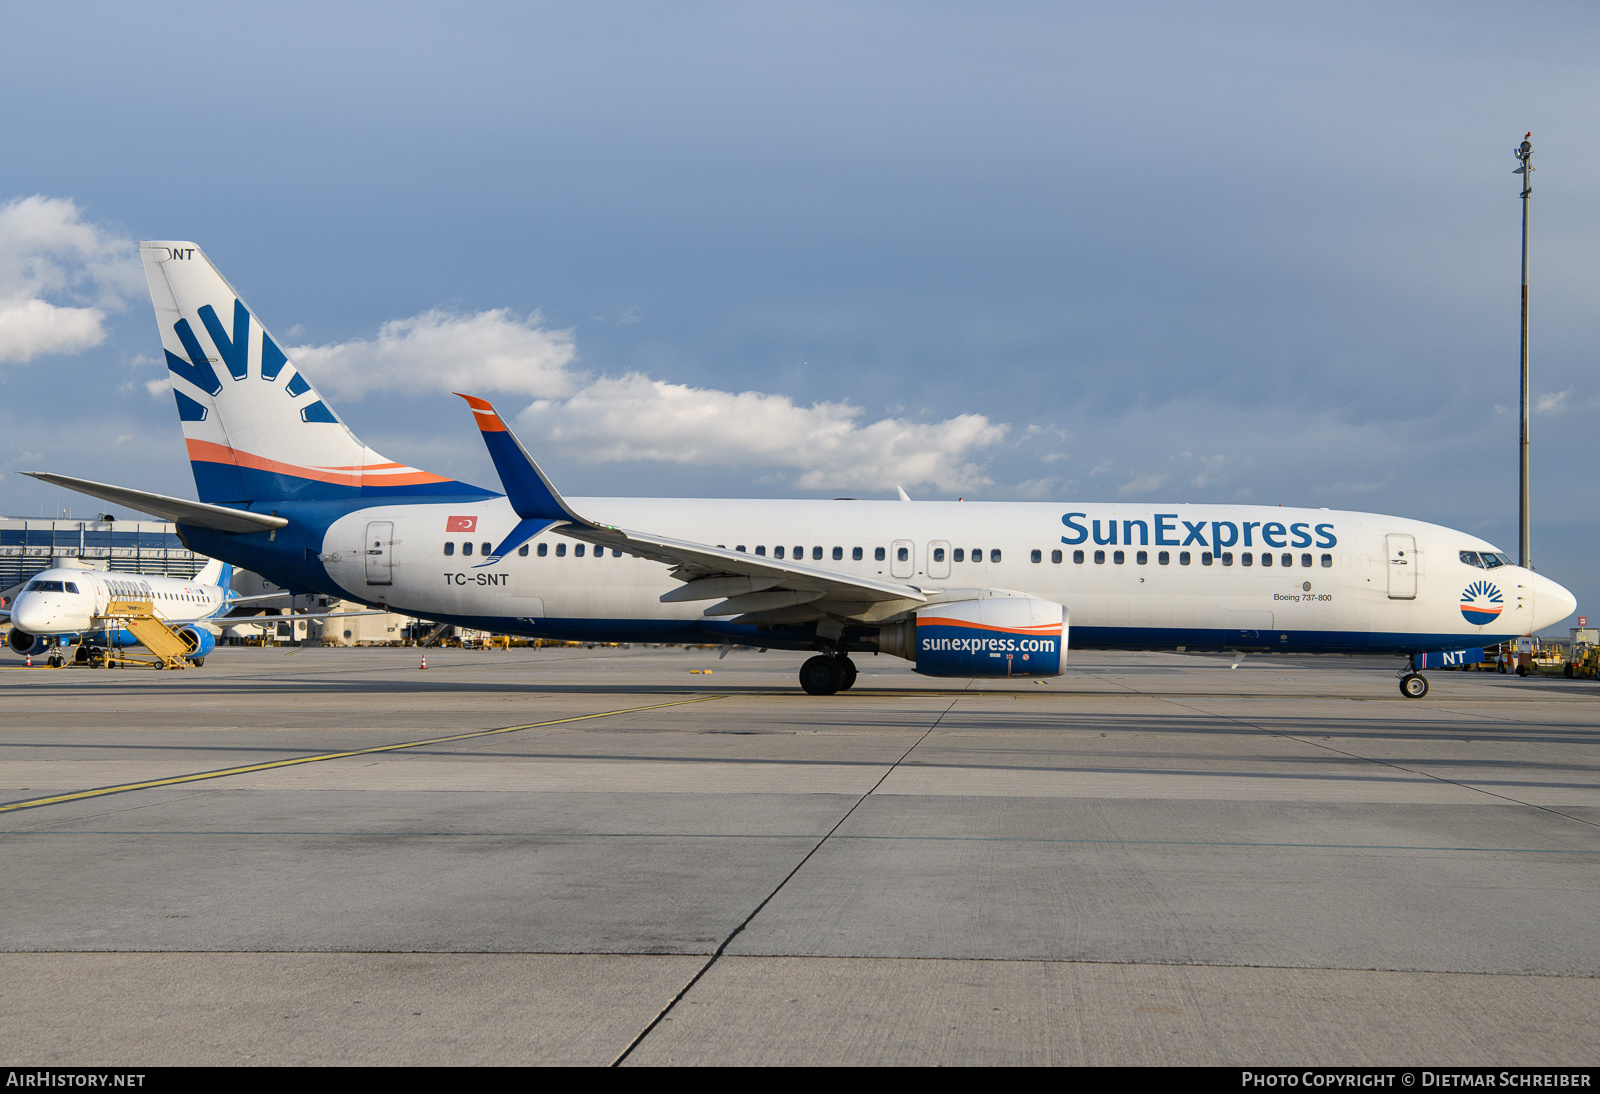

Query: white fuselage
[314,498,1575,651]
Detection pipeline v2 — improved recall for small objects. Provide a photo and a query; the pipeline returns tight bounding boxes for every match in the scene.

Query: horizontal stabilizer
[24,473,288,534]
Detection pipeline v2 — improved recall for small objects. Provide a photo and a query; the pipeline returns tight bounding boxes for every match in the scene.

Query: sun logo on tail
[1460,580,1503,626]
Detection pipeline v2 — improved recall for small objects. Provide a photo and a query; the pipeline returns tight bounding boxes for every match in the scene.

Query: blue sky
[2,2,1597,619]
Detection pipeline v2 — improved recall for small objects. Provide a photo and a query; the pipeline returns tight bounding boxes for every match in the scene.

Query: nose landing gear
[1399,672,1429,699]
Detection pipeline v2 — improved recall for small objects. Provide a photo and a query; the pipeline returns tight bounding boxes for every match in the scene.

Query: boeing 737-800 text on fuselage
[28,243,1577,697]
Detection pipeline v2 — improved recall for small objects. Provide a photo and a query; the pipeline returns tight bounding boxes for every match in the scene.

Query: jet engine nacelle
[877,593,1066,677]
[7,629,62,656]
[177,625,216,660]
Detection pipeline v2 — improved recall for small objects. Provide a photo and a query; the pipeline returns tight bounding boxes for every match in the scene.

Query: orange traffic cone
[419,654,427,670]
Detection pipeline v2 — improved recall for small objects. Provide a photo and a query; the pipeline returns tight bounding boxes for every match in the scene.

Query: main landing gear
[799,654,857,696]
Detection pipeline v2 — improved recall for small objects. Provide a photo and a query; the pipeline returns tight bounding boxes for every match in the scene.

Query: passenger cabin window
[953,548,965,562]
[990,550,1001,563]
[444,542,455,556]
[1201,552,1213,566]
[1262,553,1273,567]
[812,546,823,560]
[1300,553,1311,567]
[463,542,473,556]
[518,545,529,556]
[538,543,548,556]
[1320,553,1332,567]
[755,545,766,556]
[1073,550,1084,564]
[736,545,746,553]
[1051,549,1062,563]
[1221,552,1233,566]
[833,547,843,560]
[852,547,863,560]
[1113,550,1125,565]
[875,547,886,561]
[934,547,947,562]
[1136,550,1148,565]
[556,543,567,557]
[1094,550,1105,564]
[1242,552,1253,567]
[896,547,909,562]
[1030,549,1041,563]
[1158,551,1170,565]
[774,546,785,559]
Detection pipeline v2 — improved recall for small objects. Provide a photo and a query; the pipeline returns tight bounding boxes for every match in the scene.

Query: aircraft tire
[838,657,858,690]
[799,655,842,696]
[1399,672,1429,699]
[190,657,205,668]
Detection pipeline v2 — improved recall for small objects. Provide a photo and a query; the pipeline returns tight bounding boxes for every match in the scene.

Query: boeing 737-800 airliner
[27,242,1577,697]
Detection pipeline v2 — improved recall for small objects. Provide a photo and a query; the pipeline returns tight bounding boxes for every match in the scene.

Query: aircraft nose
[11,595,51,634]
[1533,571,1577,631]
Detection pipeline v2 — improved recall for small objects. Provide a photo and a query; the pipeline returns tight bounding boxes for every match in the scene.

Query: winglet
[456,394,591,526]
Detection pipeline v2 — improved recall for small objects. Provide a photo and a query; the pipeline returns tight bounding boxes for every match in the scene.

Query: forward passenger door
[1386,533,1416,599]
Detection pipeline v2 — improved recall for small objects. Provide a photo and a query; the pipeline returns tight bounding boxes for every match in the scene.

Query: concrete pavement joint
[609,686,971,1066]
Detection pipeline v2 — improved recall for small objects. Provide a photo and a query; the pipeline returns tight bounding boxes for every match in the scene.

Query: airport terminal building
[0,516,209,590]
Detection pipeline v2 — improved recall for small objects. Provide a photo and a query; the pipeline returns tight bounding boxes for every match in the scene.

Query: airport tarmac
[0,645,1595,1066]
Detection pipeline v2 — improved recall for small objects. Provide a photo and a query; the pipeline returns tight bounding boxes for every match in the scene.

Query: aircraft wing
[24,473,288,534]
[456,394,927,614]
[563,524,923,606]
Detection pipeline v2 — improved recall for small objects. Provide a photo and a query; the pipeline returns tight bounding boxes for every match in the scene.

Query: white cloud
[0,195,139,364]
[521,373,1006,492]
[1118,473,1169,496]
[289,308,578,400]
[1534,388,1574,415]
[290,306,1006,492]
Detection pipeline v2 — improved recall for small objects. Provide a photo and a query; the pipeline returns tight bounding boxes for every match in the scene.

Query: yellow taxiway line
[0,694,726,814]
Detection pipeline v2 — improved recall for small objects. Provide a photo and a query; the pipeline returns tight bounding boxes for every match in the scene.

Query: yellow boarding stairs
[93,598,198,670]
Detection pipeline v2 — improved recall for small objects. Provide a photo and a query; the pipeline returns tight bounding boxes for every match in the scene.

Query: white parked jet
[4,559,241,666]
[27,242,1578,696]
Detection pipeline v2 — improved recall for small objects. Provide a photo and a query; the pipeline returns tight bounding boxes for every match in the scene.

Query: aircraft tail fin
[140,242,489,506]
[194,557,226,586]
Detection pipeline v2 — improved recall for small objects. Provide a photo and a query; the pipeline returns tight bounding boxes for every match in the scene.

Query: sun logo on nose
[1460,580,1503,626]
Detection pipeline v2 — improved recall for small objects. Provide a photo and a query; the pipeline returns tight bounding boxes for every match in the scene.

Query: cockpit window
[63,582,79,594]
[24,580,65,592]
[1460,551,1484,568]
[1481,552,1504,568]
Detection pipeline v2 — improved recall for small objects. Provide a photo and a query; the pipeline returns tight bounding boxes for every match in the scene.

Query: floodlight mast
[1513,135,1534,570]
